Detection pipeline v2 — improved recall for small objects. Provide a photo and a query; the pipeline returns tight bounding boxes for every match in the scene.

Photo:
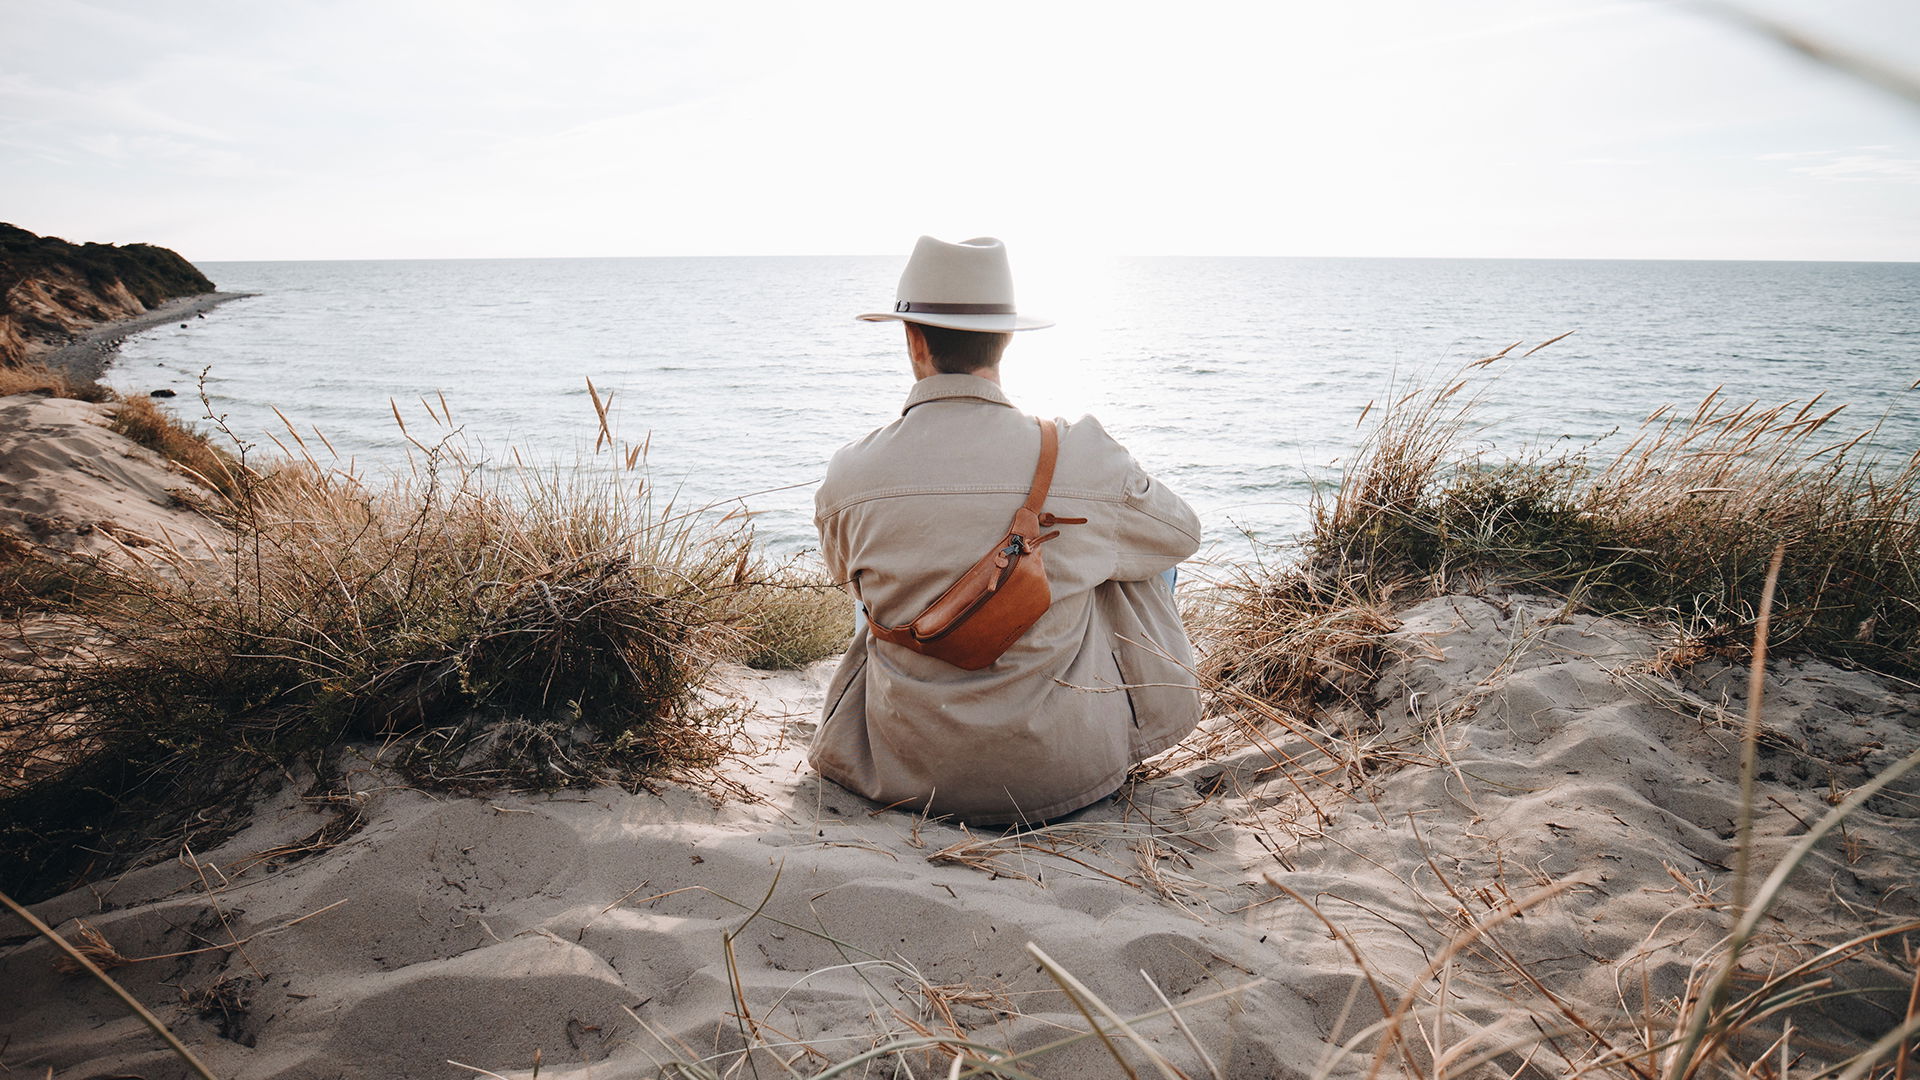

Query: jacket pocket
[821,646,869,726]
[1107,614,1201,759]
[1112,650,1141,729]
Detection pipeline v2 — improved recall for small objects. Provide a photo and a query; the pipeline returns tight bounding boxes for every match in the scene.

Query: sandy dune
[0,393,223,567]
[5,591,1916,1078]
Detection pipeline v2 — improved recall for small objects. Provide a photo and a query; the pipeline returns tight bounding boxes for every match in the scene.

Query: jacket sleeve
[1109,452,1202,581]
[814,487,853,587]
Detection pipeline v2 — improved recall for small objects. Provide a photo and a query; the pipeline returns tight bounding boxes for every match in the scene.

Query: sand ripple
[6,597,1917,1078]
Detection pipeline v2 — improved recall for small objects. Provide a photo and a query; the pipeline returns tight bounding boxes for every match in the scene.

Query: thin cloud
[1762,147,1920,183]
[0,73,234,144]
[1796,153,1920,183]
[6,0,1917,260]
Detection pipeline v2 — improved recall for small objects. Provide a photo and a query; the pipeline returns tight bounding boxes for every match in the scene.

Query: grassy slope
[0,394,846,899]
[1205,362,1919,703]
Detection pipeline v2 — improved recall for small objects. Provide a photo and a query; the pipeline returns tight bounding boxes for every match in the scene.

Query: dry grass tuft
[1204,356,1920,733]
[1195,558,1402,712]
[0,396,843,899]
[107,395,243,500]
[1311,373,1919,678]
[0,531,100,616]
[723,569,850,670]
[1195,357,1920,1078]
[0,361,112,402]
[49,920,132,973]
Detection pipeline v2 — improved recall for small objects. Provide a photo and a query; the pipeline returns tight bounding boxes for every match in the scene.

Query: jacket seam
[1113,651,1140,729]
[1118,549,1193,563]
[963,768,1129,826]
[1122,496,1202,543]
[819,486,1128,519]
[904,396,1015,414]
[821,648,867,722]
[1131,724,1190,764]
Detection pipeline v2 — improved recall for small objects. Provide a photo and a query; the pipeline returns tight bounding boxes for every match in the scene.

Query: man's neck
[910,361,1001,385]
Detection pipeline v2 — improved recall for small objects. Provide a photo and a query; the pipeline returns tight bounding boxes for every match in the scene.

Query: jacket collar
[901,373,1015,415]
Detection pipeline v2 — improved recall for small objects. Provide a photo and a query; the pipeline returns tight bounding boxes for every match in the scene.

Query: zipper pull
[995,534,1026,567]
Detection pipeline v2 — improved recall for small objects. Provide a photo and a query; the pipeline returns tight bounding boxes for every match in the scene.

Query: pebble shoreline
[40,291,251,385]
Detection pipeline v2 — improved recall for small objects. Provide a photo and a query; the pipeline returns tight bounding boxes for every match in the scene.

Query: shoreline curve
[40,290,254,385]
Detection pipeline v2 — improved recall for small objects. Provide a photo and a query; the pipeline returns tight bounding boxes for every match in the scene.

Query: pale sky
[3,0,1916,262]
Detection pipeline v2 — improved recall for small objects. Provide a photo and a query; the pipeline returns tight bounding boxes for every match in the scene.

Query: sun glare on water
[999,253,1127,421]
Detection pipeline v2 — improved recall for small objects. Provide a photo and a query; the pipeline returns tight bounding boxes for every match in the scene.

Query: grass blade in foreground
[1,888,220,1080]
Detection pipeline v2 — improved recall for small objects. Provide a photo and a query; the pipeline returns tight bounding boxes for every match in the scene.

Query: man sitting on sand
[809,236,1202,825]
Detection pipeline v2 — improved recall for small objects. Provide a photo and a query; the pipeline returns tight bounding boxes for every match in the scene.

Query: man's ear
[904,322,933,371]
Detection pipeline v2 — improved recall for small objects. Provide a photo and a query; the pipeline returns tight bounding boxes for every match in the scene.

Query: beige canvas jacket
[810,374,1203,825]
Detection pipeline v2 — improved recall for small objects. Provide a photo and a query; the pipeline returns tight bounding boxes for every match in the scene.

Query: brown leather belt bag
[863,417,1086,670]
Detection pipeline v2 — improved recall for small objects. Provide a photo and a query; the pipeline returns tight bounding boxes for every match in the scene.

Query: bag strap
[1010,417,1058,539]
[853,416,1068,612]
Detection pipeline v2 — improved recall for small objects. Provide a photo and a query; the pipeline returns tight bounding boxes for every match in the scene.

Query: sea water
[106,256,1919,563]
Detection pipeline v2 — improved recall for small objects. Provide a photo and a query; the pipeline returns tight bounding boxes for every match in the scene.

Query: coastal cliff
[0,222,216,369]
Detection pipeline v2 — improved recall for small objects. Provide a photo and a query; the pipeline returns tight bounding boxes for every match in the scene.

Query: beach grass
[6,359,1915,1075]
[0,360,110,401]
[107,393,245,500]
[1205,358,1920,704]
[0,395,844,899]
[1192,355,1920,1079]
[728,570,851,670]
[0,532,98,618]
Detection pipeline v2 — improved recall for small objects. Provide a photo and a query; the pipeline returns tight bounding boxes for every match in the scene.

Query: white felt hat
[857,235,1053,332]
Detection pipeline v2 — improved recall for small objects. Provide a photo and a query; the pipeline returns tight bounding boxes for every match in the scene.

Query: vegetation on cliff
[0,222,215,367]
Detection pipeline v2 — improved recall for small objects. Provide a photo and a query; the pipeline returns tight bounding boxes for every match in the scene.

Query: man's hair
[915,324,1013,375]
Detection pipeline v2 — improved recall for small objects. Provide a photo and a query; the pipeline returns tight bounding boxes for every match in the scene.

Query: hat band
[894,300,1016,315]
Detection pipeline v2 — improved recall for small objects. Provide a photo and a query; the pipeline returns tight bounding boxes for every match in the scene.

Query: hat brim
[857,311,1054,332]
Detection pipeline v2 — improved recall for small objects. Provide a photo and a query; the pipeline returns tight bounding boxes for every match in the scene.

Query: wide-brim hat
[857,235,1053,332]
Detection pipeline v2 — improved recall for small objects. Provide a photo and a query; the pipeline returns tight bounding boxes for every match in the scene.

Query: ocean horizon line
[191,252,1920,267]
